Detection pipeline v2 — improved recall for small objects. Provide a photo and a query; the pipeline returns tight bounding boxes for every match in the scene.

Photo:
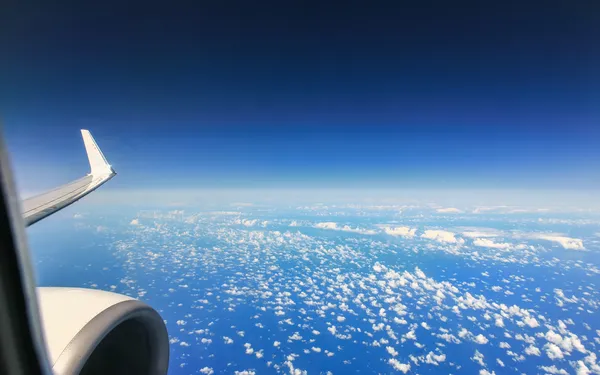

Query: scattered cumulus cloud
[114,206,600,373]
[539,365,569,375]
[388,358,411,373]
[421,230,465,244]
[460,227,502,238]
[530,234,585,250]
[473,238,512,249]
[473,334,489,345]
[381,226,417,238]
[436,207,462,213]
[525,344,542,356]
[314,222,377,235]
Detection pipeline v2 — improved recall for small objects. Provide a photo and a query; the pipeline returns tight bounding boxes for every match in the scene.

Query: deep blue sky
[2,1,599,193]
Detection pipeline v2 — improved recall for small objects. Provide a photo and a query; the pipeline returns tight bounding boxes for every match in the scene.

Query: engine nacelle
[37,287,169,375]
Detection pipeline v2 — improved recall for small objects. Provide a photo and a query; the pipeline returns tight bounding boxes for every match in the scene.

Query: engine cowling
[37,287,169,375]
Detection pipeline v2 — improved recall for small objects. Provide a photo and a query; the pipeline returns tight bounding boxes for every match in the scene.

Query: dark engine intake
[37,288,169,375]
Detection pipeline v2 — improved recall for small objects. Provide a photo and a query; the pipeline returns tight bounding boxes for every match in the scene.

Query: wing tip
[80,129,115,176]
[20,129,117,226]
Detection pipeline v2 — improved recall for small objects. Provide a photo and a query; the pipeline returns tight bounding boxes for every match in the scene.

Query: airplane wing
[21,130,116,226]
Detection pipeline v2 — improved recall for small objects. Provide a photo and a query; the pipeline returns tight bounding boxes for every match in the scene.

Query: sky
[2,1,599,196]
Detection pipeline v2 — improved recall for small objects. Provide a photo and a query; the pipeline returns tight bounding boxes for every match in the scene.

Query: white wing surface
[21,130,116,226]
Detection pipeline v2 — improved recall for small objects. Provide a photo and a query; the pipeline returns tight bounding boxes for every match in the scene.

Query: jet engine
[36,287,169,375]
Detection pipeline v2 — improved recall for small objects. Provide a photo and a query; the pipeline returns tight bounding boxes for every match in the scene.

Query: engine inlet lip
[51,300,169,375]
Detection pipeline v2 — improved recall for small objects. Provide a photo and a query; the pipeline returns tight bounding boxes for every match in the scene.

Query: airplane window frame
[0,134,52,375]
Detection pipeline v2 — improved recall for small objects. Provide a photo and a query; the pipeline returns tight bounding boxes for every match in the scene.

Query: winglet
[21,130,117,226]
[81,129,115,176]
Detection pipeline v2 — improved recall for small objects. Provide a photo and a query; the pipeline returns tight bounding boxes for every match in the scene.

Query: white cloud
[544,343,564,360]
[424,351,446,365]
[130,218,140,225]
[473,334,489,344]
[314,222,376,235]
[386,346,398,357]
[525,344,541,356]
[206,211,241,216]
[529,234,585,250]
[461,228,502,238]
[544,330,586,354]
[199,367,214,375]
[539,365,569,375]
[437,333,461,344]
[473,238,512,249]
[436,207,462,213]
[382,226,417,238]
[421,230,464,244]
[471,350,485,367]
[273,341,280,347]
[546,331,563,345]
[373,263,385,272]
[415,267,426,279]
[574,361,591,375]
[240,219,257,227]
[583,353,600,373]
[314,222,338,230]
[523,316,539,328]
[388,358,410,373]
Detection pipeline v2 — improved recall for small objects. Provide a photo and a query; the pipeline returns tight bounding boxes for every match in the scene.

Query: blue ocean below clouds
[28,205,600,375]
